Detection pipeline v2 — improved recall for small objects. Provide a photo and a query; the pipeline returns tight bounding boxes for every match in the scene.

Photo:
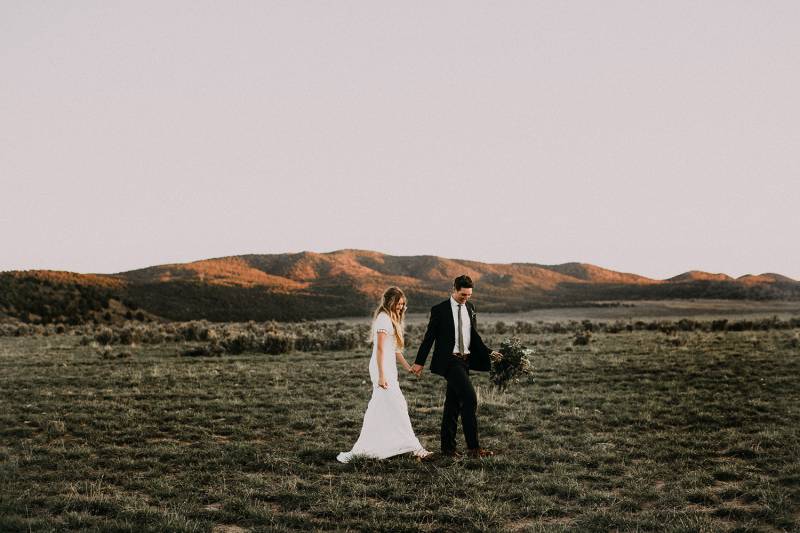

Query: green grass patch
[1,329,799,531]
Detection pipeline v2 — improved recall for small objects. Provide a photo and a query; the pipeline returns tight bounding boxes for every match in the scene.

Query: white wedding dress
[337,312,430,463]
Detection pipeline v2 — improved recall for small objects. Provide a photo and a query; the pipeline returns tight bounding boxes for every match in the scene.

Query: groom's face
[452,287,473,304]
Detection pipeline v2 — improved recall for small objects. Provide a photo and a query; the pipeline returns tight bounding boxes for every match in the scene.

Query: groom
[411,275,500,458]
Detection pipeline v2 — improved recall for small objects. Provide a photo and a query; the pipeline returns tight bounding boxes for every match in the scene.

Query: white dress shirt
[449,296,471,354]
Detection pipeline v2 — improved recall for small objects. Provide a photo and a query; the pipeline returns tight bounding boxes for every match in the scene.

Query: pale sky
[2,1,798,280]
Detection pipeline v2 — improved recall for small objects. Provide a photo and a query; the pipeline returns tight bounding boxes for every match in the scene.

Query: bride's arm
[376,331,389,389]
[396,350,411,372]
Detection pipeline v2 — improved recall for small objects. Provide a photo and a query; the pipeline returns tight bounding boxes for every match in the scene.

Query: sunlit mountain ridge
[2,249,798,323]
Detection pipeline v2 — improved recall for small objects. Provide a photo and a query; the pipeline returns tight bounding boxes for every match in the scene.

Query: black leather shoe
[467,448,495,458]
[441,449,462,458]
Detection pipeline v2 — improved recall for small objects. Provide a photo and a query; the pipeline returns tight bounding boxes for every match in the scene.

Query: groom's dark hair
[453,275,473,290]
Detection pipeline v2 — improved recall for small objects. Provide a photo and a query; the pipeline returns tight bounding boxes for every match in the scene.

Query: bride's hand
[378,375,389,389]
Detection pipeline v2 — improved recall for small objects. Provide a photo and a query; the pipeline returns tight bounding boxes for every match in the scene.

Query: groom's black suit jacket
[414,299,492,377]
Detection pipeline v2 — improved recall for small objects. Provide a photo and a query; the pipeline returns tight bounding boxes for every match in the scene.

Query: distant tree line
[0,273,116,325]
[2,274,800,325]
[122,281,374,322]
[553,280,800,302]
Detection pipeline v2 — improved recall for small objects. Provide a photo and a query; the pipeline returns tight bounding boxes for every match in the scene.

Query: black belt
[452,352,470,361]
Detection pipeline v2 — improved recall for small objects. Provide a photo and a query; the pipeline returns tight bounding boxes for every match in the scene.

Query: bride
[337,287,432,463]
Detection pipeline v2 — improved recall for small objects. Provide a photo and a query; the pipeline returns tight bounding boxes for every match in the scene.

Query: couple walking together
[337,275,501,463]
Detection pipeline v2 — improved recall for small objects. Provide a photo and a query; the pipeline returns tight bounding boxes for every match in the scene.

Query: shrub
[221,332,257,355]
[179,321,209,342]
[573,330,592,346]
[95,327,114,345]
[329,329,361,351]
[606,321,629,334]
[515,321,538,334]
[711,319,728,332]
[261,332,296,355]
[117,326,137,345]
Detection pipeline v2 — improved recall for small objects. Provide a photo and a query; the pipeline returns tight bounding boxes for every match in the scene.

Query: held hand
[490,351,503,362]
[378,375,389,389]
[410,363,424,376]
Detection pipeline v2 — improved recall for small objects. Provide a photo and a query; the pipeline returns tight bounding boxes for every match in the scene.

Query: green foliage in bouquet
[490,337,534,390]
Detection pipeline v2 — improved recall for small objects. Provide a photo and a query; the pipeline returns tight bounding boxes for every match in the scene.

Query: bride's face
[393,298,406,315]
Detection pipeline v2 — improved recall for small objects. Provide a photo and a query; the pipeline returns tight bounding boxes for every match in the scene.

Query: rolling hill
[1,250,798,323]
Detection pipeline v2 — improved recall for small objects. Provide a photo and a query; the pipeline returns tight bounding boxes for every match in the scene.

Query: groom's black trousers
[441,357,479,451]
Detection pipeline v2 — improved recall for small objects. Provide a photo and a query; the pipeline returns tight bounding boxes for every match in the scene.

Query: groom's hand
[410,364,423,376]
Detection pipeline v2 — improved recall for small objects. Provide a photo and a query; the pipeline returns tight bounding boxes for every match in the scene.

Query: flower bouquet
[490,337,534,390]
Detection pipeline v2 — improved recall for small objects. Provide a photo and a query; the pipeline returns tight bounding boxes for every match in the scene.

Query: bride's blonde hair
[373,286,406,348]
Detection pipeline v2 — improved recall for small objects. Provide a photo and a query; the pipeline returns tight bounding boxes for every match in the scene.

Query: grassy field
[1,325,799,531]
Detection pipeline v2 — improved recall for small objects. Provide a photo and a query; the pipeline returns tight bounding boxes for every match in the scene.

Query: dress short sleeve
[374,312,393,335]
